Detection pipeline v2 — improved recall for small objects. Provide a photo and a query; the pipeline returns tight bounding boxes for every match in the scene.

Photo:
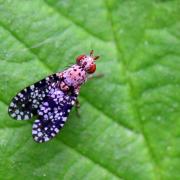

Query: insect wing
[32,87,77,143]
[8,74,59,120]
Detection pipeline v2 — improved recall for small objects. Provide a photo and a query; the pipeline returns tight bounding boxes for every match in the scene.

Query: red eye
[76,54,86,64]
[87,64,96,74]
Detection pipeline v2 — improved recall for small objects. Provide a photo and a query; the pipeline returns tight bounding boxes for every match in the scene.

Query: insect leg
[75,99,80,117]
[87,73,104,80]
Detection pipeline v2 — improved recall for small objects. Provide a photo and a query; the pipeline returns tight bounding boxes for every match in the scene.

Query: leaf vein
[43,0,110,43]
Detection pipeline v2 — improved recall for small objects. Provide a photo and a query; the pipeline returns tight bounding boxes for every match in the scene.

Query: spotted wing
[32,87,77,143]
[8,74,59,120]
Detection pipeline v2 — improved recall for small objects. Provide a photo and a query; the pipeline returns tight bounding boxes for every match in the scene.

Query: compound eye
[87,64,96,74]
[76,54,86,64]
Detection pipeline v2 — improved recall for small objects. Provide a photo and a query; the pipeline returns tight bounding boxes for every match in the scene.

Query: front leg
[87,73,104,80]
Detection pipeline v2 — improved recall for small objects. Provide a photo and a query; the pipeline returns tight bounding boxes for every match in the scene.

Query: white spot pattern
[32,86,77,143]
[8,52,99,143]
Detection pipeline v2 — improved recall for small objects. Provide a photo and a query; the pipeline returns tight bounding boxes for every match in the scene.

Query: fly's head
[76,50,100,74]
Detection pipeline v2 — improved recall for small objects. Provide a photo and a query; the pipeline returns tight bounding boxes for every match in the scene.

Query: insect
[8,50,100,143]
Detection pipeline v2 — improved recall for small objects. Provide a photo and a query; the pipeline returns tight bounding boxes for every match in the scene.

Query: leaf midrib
[105,1,161,179]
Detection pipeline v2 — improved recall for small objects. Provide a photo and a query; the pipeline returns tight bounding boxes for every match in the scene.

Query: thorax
[59,65,87,89]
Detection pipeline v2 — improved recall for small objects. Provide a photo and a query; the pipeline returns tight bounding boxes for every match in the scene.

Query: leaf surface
[0,0,179,179]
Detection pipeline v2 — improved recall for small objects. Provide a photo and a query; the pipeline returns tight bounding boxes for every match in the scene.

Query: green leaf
[0,0,179,179]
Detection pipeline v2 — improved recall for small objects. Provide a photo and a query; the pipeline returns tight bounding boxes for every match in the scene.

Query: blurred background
[0,0,179,179]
